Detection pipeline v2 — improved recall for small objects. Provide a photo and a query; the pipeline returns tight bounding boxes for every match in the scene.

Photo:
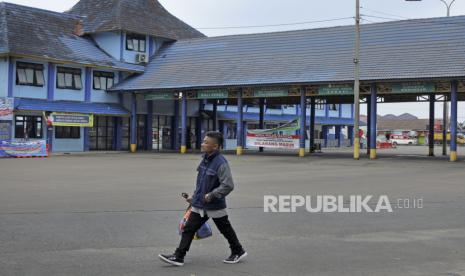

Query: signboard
[0,140,48,157]
[246,119,301,149]
[253,89,289,98]
[0,122,11,141]
[0,97,14,121]
[197,90,229,99]
[318,85,353,95]
[144,92,175,100]
[48,113,93,127]
[391,82,435,93]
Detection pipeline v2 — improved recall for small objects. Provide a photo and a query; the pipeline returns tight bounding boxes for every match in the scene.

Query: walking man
[159,131,247,266]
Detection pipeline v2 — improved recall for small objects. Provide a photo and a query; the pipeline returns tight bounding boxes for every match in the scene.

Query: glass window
[14,115,42,139]
[56,67,82,90]
[16,62,44,86]
[55,126,80,139]
[126,33,146,52]
[93,71,115,91]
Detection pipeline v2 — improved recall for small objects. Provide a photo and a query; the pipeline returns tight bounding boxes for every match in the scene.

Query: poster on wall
[246,119,301,149]
[0,97,14,121]
[47,113,93,127]
[0,140,48,157]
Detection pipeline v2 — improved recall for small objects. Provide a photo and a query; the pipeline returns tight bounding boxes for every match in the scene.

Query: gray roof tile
[112,16,465,92]
[67,0,205,40]
[0,2,143,72]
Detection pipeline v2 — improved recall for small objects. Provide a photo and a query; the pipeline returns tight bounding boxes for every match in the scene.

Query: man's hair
[205,131,224,148]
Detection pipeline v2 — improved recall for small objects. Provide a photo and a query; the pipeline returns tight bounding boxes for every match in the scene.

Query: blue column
[236,89,243,155]
[310,97,315,153]
[348,126,354,146]
[366,98,371,154]
[146,100,153,151]
[322,126,328,148]
[299,87,306,157]
[259,98,265,152]
[212,100,218,131]
[369,84,377,159]
[7,57,14,97]
[148,37,154,57]
[115,117,122,151]
[243,121,248,149]
[180,94,187,154]
[130,93,137,152]
[119,31,125,62]
[47,63,55,101]
[450,80,458,162]
[428,95,435,156]
[335,125,342,147]
[196,99,203,150]
[84,68,92,103]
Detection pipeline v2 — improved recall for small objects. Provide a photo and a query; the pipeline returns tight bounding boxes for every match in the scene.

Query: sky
[4,0,465,120]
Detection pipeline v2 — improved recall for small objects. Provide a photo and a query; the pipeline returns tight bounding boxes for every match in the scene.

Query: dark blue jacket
[191,151,234,210]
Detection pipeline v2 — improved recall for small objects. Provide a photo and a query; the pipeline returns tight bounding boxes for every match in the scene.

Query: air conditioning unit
[136,53,148,63]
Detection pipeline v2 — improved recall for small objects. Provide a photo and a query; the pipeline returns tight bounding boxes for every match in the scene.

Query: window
[16,62,45,86]
[55,126,80,139]
[93,71,115,90]
[14,115,42,139]
[126,33,146,52]
[56,67,82,90]
[329,104,339,111]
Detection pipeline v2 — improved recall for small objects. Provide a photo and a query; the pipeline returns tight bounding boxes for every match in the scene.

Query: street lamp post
[406,0,457,156]
[353,0,361,160]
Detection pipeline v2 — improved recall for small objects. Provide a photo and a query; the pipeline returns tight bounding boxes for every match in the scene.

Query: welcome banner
[0,140,48,157]
[246,119,301,149]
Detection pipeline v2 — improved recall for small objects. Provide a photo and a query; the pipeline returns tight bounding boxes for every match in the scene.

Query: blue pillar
[180,94,187,154]
[130,93,137,152]
[115,117,122,151]
[366,98,371,155]
[7,57,14,97]
[47,63,55,101]
[299,87,306,157]
[450,80,458,161]
[119,31,125,62]
[236,89,243,155]
[322,126,328,148]
[335,125,342,147]
[212,100,218,131]
[196,99,203,150]
[243,121,248,149]
[84,68,92,103]
[370,84,377,159]
[428,95,435,156]
[146,100,153,151]
[148,37,154,57]
[310,97,315,153]
[348,126,354,146]
[259,98,265,152]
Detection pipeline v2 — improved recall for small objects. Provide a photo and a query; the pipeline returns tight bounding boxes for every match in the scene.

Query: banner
[246,119,301,149]
[47,113,93,127]
[0,98,14,121]
[0,140,48,157]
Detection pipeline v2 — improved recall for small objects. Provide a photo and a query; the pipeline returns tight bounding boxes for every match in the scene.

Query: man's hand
[204,193,212,203]
[186,197,192,204]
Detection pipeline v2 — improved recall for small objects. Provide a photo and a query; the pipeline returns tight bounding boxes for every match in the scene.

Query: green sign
[391,83,435,93]
[144,92,174,100]
[318,85,354,95]
[197,90,229,99]
[254,89,289,98]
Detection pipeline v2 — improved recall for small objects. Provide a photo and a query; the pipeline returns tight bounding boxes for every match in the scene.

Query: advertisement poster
[0,140,48,157]
[0,98,14,121]
[246,119,301,149]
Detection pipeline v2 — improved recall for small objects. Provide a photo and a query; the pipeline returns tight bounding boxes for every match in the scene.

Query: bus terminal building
[1,0,465,161]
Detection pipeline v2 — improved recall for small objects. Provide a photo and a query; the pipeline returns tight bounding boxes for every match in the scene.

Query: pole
[353,0,361,159]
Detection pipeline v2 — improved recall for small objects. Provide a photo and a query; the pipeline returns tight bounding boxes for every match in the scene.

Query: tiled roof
[0,2,143,72]
[67,0,205,40]
[112,15,465,91]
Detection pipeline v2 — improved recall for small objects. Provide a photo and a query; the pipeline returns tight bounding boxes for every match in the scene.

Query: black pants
[175,211,243,258]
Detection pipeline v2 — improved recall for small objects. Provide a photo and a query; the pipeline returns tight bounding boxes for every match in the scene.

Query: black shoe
[158,253,184,266]
[223,250,247,264]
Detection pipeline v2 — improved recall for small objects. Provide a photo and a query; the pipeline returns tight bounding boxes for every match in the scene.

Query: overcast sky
[4,0,465,120]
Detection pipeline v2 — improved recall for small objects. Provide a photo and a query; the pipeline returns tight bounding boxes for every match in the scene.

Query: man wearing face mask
[159,131,247,266]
